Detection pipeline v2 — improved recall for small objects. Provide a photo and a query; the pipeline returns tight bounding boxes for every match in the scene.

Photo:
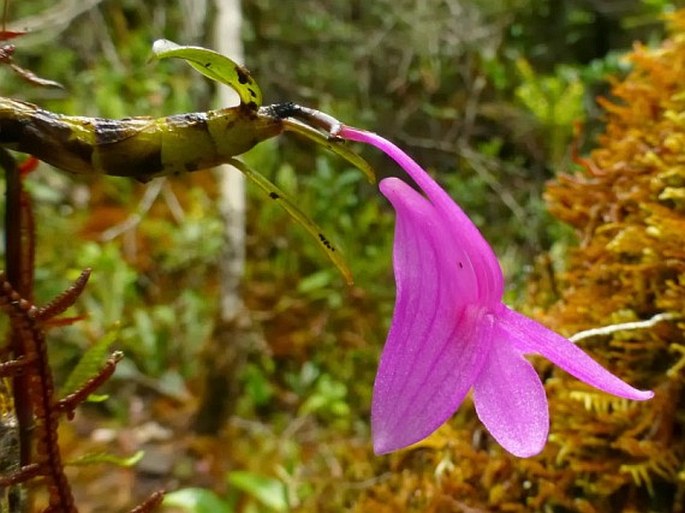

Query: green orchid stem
[283,118,375,184]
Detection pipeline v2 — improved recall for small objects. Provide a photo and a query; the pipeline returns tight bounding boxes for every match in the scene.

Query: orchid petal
[340,127,504,305]
[472,328,549,457]
[372,177,494,454]
[498,306,653,401]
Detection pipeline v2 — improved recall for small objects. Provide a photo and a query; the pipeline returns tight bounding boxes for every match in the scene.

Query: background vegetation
[1,0,683,511]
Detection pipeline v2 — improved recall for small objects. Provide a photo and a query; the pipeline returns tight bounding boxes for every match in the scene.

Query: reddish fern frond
[36,268,91,322]
[0,462,39,487]
[41,315,88,328]
[17,156,39,175]
[0,275,77,512]
[0,274,161,513]
[0,42,13,62]
[128,490,166,513]
[57,351,123,420]
[0,356,34,376]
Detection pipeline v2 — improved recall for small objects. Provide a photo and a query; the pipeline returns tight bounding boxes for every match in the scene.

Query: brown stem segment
[1,148,34,480]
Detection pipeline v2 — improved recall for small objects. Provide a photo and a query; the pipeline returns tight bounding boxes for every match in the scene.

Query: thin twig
[8,0,105,46]
[570,312,681,343]
[161,181,186,224]
[398,134,529,225]
[100,179,165,241]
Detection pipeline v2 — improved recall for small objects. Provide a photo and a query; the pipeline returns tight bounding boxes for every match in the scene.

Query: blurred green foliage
[164,471,288,513]
[164,488,233,513]
[0,0,681,511]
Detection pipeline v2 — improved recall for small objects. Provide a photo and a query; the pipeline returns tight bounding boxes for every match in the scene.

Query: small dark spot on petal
[458,261,464,269]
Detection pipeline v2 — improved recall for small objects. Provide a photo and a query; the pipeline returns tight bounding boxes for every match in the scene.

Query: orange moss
[534,11,685,510]
[530,10,685,510]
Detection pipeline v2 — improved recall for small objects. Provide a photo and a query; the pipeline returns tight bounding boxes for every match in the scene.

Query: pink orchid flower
[339,126,653,458]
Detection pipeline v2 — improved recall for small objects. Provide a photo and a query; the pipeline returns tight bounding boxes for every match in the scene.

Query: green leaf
[229,158,354,284]
[151,39,262,107]
[83,393,109,403]
[60,326,119,398]
[163,488,232,513]
[68,450,144,468]
[297,270,332,293]
[227,471,287,512]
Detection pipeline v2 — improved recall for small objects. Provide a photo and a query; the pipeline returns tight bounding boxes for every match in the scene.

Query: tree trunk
[193,0,251,435]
